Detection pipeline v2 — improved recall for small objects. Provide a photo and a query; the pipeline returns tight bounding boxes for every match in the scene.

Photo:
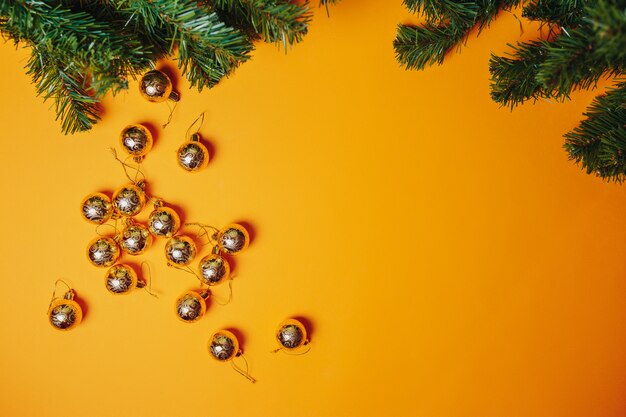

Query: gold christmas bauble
[120,222,152,255]
[177,137,209,172]
[48,291,82,331]
[148,206,181,238]
[276,319,308,350]
[112,183,146,217]
[120,124,153,159]
[199,254,230,286]
[139,70,179,103]
[208,330,240,362]
[175,290,209,323]
[105,264,140,295]
[165,235,197,266]
[218,224,249,255]
[80,192,113,224]
[87,237,120,268]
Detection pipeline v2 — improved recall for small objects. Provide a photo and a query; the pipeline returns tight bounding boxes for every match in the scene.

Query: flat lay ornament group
[46,70,310,383]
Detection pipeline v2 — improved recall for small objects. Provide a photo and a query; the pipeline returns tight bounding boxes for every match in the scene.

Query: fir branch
[135,0,253,90]
[212,0,310,49]
[522,0,589,28]
[403,0,480,25]
[395,0,523,70]
[564,80,626,181]
[489,40,549,106]
[394,23,467,70]
[27,48,100,134]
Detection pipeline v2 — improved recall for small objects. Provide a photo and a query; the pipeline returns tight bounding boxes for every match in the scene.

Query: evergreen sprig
[397,0,626,182]
[0,0,331,134]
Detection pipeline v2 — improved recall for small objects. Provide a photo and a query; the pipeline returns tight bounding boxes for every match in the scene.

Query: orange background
[1,2,626,417]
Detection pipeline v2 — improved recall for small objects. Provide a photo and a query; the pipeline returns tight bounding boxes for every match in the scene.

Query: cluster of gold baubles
[80,186,247,288]
[48,69,310,373]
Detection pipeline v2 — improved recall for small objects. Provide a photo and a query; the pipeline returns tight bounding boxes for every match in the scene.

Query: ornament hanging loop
[184,222,219,246]
[272,342,312,355]
[110,148,145,185]
[140,262,158,298]
[231,353,256,383]
[185,112,205,141]
[212,280,233,306]
[48,279,73,313]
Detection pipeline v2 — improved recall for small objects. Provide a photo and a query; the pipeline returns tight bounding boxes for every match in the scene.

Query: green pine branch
[564,81,626,181]
[394,0,523,71]
[0,0,336,134]
[212,0,311,50]
[489,40,549,107]
[27,48,100,134]
[394,23,467,70]
[522,0,588,27]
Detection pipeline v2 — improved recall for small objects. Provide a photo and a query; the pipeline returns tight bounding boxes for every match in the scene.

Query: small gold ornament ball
[165,235,197,266]
[87,237,120,268]
[139,70,178,103]
[48,295,82,331]
[208,330,239,362]
[199,254,230,286]
[120,124,153,158]
[175,291,208,323]
[218,224,249,255]
[112,183,146,217]
[177,140,209,172]
[80,192,113,224]
[276,319,308,350]
[105,264,138,295]
[148,207,181,238]
[120,223,152,255]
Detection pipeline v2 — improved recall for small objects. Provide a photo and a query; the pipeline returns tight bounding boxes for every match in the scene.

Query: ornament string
[95,220,121,239]
[140,262,158,298]
[167,262,204,282]
[271,342,312,355]
[212,280,233,306]
[163,100,178,129]
[231,354,256,383]
[47,279,72,313]
[110,148,145,184]
[184,222,219,247]
[185,112,205,140]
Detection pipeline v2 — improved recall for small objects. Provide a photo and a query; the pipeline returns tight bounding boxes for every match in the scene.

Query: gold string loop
[110,148,146,184]
[140,262,158,298]
[47,279,72,314]
[185,112,205,141]
[231,354,256,383]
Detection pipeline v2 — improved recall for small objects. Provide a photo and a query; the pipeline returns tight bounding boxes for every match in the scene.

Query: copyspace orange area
[1,2,625,417]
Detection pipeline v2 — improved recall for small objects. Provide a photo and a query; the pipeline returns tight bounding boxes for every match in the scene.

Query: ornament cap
[63,290,75,300]
[169,91,180,102]
[190,132,201,142]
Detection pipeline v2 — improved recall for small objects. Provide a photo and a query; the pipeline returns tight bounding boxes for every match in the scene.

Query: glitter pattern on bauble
[148,207,180,238]
[87,237,120,268]
[48,295,82,331]
[165,235,196,266]
[120,125,153,158]
[175,292,208,323]
[218,224,249,255]
[105,264,138,295]
[120,223,152,255]
[139,70,179,103]
[277,320,307,349]
[112,183,145,217]
[177,141,209,172]
[199,254,230,286]
[81,192,113,224]
[208,331,239,361]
